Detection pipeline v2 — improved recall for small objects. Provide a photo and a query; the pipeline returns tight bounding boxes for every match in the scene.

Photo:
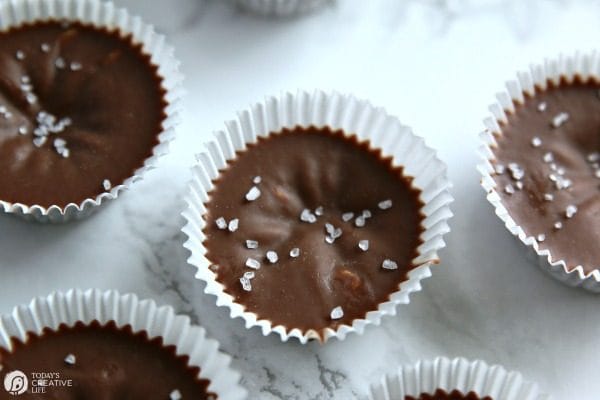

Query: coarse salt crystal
[245,258,260,270]
[382,259,398,270]
[358,240,369,251]
[330,306,344,320]
[245,186,261,201]
[228,218,239,232]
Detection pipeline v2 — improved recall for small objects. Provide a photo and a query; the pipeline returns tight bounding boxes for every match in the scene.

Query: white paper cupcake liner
[0,289,247,400]
[477,52,600,292]
[367,357,550,400]
[235,0,331,17]
[0,0,183,223]
[182,90,453,344]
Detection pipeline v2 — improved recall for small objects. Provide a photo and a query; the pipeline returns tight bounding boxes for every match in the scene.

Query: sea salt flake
[239,275,253,290]
[70,62,82,71]
[494,164,505,175]
[325,236,335,244]
[504,184,515,195]
[537,234,546,242]
[215,217,227,230]
[382,259,399,270]
[543,193,554,201]
[18,125,27,135]
[314,206,324,216]
[588,152,600,163]
[515,181,523,190]
[531,137,542,147]
[253,176,262,184]
[289,247,300,258]
[300,208,317,223]
[40,43,51,53]
[537,102,547,112]
[355,216,366,227]
[358,240,369,251]
[170,390,182,400]
[64,354,76,365]
[228,218,239,232]
[342,212,354,222]
[330,306,344,320]
[554,221,563,230]
[33,136,47,147]
[551,112,569,128]
[565,204,578,218]
[102,179,112,191]
[378,199,393,210]
[266,250,279,264]
[245,240,259,249]
[55,57,66,69]
[245,186,261,201]
[15,50,25,60]
[543,152,554,163]
[245,257,261,270]
[362,209,372,219]
[243,271,255,280]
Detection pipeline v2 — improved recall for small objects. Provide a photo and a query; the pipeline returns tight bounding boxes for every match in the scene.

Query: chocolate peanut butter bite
[203,126,425,334]
[0,20,166,210]
[0,321,215,399]
[491,77,600,274]
[405,390,492,400]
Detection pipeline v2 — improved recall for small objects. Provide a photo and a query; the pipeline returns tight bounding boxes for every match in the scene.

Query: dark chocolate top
[204,126,424,334]
[491,78,600,273]
[405,389,492,400]
[0,321,215,399]
[0,21,166,208]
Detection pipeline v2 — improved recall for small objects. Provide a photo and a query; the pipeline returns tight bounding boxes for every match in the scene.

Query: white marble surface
[0,1,599,399]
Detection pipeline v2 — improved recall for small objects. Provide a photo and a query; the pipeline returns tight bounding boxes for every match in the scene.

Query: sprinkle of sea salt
[33,136,47,148]
[70,62,82,71]
[41,43,51,53]
[245,257,261,270]
[239,277,252,292]
[15,50,25,60]
[18,125,27,135]
[551,112,569,128]
[266,250,279,264]
[245,186,261,201]
[504,184,515,195]
[515,181,523,190]
[362,209,372,219]
[314,206,324,216]
[537,234,546,242]
[64,354,76,365]
[289,247,300,258]
[228,218,239,232]
[543,193,554,201]
[378,199,393,210]
[355,216,366,227]
[102,179,112,191]
[342,212,354,222]
[253,176,262,184]
[245,240,259,249]
[537,102,547,112]
[330,306,344,320]
[215,217,227,230]
[358,240,369,251]
[244,271,255,280]
[565,205,578,219]
[531,137,542,147]
[382,259,399,270]
[170,389,182,400]
[494,164,505,174]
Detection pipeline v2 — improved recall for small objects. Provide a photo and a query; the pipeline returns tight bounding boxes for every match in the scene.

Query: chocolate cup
[0,0,183,223]
[182,90,453,344]
[367,357,549,400]
[0,289,247,400]
[478,53,600,292]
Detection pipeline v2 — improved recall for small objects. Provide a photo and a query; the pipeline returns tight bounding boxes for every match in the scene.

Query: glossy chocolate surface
[491,78,600,273]
[0,321,215,399]
[204,127,424,333]
[405,389,492,400]
[0,21,166,208]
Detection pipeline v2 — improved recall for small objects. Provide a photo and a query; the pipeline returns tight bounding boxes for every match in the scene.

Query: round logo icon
[3,370,28,396]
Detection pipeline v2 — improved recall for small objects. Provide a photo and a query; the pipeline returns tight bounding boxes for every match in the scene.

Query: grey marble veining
[1,1,599,399]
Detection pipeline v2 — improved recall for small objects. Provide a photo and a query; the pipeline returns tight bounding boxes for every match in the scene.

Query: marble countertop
[1,1,598,399]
